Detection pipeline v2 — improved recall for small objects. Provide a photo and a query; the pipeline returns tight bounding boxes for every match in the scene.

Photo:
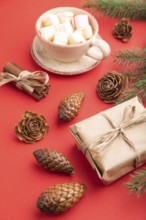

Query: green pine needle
[115,89,137,105]
[114,49,146,67]
[83,0,146,20]
[135,78,146,88]
[114,48,146,105]
[127,169,146,196]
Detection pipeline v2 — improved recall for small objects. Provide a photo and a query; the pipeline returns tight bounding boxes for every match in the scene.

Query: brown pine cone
[58,92,85,121]
[15,111,49,143]
[96,71,127,103]
[37,182,86,214]
[113,18,132,42]
[33,148,74,174]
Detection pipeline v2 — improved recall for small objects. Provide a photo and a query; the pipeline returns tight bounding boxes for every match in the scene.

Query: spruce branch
[115,87,146,105]
[83,0,146,20]
[115,89,138,105]
[122,69,146,80]
[114,49,146,67]
[135,78,146,89]
[114,48,146,104]
[127,169,146,196]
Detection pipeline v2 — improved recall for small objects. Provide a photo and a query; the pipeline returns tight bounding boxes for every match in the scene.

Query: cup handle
[86,35,111,61]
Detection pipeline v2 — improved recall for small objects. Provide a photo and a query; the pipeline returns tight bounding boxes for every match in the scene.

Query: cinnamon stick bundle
[1,62,50,101]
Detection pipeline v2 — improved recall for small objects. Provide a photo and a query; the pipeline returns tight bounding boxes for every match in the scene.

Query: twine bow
[0,70,49,93]
[86,105,146,167]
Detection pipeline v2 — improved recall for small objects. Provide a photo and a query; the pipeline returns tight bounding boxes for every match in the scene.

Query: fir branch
[115,89,137,105]
[115,85,146,105]
[83,0,146,20]
[114,48,146,104]
[135,78,146,89]
[114,48,146,67]
[127,169,146,196]
[123,69,146,80]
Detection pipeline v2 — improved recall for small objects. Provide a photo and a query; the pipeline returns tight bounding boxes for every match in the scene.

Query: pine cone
[15,111,49,143]
[96,71,127,103]
[58,92,85,121]
[33,148,74,174]
[113,18,132,42]
[37,182,86,214]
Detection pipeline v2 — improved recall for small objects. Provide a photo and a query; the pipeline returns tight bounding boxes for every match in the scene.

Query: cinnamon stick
[3,62,50,101]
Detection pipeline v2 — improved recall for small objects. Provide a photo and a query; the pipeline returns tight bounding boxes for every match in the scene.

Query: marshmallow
[86,46,104,60]
[74,14,89,29]
[56,22,73,34]
[91,39,111,58]
[70,17,76,30]
[68,30,86,45]
[40,12,95,45]
[39,25,56,41]
[53,31,69,45]
[58,12,74,23]
[81,25,93,40]
[42,14,60,27]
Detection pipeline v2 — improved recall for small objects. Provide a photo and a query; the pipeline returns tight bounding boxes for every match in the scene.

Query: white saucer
[31,36,100,75]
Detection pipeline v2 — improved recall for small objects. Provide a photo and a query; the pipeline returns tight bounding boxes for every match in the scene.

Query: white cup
[35,7,99,63]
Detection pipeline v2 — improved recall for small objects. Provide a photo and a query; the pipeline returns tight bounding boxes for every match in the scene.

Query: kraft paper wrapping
[69,97,146,184]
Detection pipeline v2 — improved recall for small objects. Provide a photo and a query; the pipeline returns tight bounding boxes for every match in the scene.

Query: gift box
[69,97,146,184]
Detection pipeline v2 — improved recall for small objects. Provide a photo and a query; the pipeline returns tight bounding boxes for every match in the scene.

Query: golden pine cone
[58,92,85,121]
[33,148,74,174]
[37,182,86,214]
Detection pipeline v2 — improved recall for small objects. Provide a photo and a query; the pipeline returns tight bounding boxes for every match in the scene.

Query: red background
[1,0,146,220]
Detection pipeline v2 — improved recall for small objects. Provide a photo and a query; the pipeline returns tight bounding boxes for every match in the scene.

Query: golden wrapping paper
[69,97,146,184]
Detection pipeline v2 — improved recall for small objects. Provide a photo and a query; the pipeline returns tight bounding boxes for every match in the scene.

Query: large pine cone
[96,71,127,103]
[113,18,132,42]
[33,148,74,174]
[15,111,49,143]
[37,182,86,214]
[58,92,85,121]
